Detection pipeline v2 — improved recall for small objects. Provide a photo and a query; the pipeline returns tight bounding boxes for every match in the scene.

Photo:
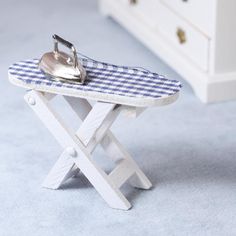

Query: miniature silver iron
[39,34,87,84]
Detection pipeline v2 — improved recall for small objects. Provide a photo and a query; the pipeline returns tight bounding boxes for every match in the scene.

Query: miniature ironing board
[8,57,181,210]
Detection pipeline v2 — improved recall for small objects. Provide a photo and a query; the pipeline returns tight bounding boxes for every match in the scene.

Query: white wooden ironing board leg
[101,131,152,189]
[65,96,152,189]
[25,90,131,210]
[24,90,152,210]
[41,151,78,190]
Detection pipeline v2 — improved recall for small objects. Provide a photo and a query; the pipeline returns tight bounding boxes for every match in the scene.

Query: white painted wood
[42,150,77,189]
[212,0,236,74]
[24,92,76,149]
[160,0,215,37]
[64,96,91,120]
[25,91,131,210]
[28,92,153,209]
[92,107,121,146]
[99,0,236,103]
[63,165,80,180]
[76,102,116,146]
[42,98,88,189]
[118,0,160,29]
[72,155,131,210]
[109,159,135,188]
[43,92,56,101]
[158,3,209,71]
[102,131,152,189]
[135,107,146,117]
[122,106,146,118]
[65,96,152,189]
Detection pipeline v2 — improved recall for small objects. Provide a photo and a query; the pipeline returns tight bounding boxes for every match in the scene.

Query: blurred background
[1,1,236,236]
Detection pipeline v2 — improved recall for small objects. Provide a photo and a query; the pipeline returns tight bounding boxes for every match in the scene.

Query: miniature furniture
[8,58,181,210]
[99,0,236,103]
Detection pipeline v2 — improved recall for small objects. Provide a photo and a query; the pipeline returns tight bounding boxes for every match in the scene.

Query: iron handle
[53,34,73,50]
[53,34,78,67]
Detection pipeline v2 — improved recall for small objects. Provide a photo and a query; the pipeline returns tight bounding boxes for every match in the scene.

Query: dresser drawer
[118,0,159,28]
[158,3,209,71]
[160,0,215,37]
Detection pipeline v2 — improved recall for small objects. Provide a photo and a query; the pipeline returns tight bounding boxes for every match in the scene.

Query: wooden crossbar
[109,159,135,188]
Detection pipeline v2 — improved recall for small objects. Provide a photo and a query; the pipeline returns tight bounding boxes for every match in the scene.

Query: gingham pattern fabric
[8,58,181,99]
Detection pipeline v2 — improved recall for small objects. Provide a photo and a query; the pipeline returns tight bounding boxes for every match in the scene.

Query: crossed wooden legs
[24,90,152,210]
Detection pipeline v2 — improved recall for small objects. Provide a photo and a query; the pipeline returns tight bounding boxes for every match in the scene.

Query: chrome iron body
[39,34,87,84]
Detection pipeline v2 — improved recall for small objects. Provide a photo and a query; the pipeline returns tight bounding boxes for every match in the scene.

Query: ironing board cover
[8,58,182,107]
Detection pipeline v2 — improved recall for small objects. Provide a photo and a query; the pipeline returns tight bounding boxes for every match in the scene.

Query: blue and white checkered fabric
[9,58,181,99]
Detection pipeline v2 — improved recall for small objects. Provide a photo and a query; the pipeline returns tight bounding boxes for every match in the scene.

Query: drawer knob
[176,28,186,44]
[129,0,138,5]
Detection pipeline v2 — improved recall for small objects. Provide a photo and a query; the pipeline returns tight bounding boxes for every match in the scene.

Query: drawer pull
[129,0,138,5]
[176,28,186,44]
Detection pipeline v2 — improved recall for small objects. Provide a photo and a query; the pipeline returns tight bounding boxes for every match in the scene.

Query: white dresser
[99,0,236,103]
